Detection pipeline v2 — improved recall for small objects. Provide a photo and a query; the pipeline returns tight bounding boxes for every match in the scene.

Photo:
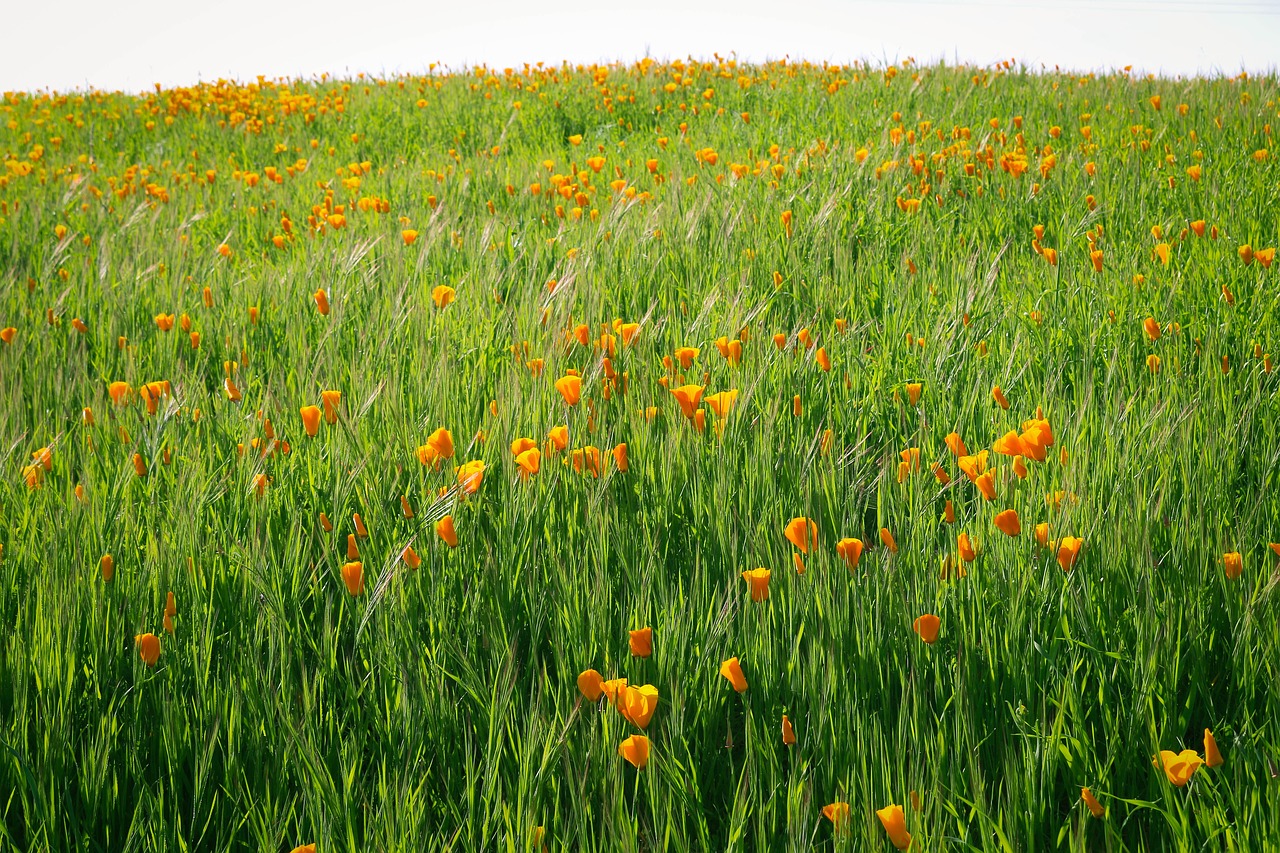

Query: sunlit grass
[1,58,1279,851]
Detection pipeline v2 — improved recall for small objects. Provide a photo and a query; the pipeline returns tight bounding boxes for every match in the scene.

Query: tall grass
[1,59,1279,850]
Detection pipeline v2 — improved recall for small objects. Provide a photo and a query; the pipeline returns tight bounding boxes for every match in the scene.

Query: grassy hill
[1,58,1279,850]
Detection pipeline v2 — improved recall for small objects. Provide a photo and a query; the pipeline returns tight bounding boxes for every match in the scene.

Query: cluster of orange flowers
[4,61,1277,845]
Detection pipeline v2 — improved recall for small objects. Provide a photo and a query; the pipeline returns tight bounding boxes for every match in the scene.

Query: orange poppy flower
[612,443,628,472]
[672,346,699,369]
[401,546,422,570]
[135,633,161,666]
[1012,455,1028,479]
[958,451,988,481]
[432,285,456,308]
[1057,536,1083,571]
[546,425,569,453]
[705,389,738,418]
[835,537,864,570]
[346,534,360,560]
[1035,522,1049,548]
[816,347,831,372]
[132,453,147,477]
[1223,551,1242,579]
[109,381,132,406]
[300,405,321,437]
[601,677,627,706]
[1143,316,1161,341]
[321,390,341,424]
[958,532,977,563]
[313,288,330,315]
[571,446,604,477]
[994,509,1021,536]
[880,527,898,553]
[555,375,582,406]
[30,447,52,472]
[822,802,850,830]
[578,669,604,702]
[905,383,922,406]
[974,471,996,501]
[1081,787,1104,818]
[715,336,743,365]
[416,427,455,467]
[992,385,1010,409]
[876,804,911,850]
[437,515,458,548]
[1204,729,1223,768]
[101,554,115,582]
[785,517,818,554]
[944,432,969,457]
[913,614,941,644]
[0,327,15,344]
[517,447,541,478]
[670,384,705,419]
[353,513,368,538]
[782,714,796,745]
[341,561,364,595]
[993,431,1029,458]
[1020,422,1052,462]
[629,627,653,657]
[1155,749,1203,787]
[619,684,659,729]
[742,568,771,601]
[618,734,650,769]
[456,460,485,494]
[719,657,748,692]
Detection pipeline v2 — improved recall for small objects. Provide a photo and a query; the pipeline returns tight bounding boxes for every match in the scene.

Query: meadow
[1,57,1279,851]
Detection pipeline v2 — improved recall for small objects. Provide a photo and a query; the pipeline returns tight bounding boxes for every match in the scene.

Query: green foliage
[0,59,1279,851]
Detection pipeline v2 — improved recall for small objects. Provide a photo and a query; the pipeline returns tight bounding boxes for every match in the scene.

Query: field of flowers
[1,57,1279,850]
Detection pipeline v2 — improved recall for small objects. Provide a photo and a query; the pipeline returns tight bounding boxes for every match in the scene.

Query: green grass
[1,58,1280,851]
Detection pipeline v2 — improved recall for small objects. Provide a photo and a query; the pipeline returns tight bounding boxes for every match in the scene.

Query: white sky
[3,0,1278,93]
